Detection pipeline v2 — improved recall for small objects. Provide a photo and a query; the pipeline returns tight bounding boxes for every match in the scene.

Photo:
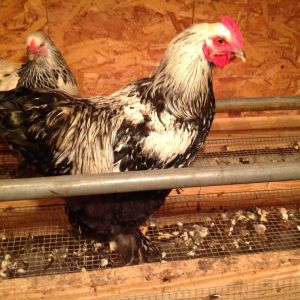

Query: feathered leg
[115,229,161,265]
[136,229,161,262]
[114,233,137,265]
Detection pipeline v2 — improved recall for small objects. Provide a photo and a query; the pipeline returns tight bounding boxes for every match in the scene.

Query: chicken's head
[26,32,51,61]
[202,16,245,68]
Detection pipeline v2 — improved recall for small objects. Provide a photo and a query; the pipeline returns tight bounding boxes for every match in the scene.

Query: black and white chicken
[0,16,245,264]
[0,31,77,95]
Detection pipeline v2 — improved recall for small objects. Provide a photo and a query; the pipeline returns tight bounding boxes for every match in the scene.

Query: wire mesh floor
[1,189,300,279]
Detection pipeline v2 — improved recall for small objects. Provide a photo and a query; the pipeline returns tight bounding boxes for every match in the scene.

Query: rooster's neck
[147,25,214,121]
[17,61,55,89]
[149,57,213,121]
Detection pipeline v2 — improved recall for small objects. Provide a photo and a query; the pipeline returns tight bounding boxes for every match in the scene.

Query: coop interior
[0,1,300,299]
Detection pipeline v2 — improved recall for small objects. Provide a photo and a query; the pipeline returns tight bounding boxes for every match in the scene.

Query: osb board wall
[0,0,299,99]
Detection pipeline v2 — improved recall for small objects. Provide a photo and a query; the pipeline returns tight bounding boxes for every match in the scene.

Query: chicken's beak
[27,47,40,61]
[234,49,246,62]
[27,41,40,61]
[27,52,36,61]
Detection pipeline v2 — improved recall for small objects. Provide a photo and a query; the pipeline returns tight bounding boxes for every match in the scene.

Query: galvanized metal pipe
[0,161,299,201]
[216,97,300,112]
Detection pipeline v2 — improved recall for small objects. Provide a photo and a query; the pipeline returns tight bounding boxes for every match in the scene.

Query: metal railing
[216,96,300,112]
[0,161,299,201]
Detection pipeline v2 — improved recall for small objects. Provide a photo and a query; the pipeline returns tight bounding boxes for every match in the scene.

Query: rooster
[0,16,245,264]
[0,31,77,95]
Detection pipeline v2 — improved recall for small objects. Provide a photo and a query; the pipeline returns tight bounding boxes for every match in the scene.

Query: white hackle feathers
[150,24,213,120]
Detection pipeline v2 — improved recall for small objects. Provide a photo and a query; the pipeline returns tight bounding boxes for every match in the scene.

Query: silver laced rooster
[0,31,77,95]
[0,16,245,264]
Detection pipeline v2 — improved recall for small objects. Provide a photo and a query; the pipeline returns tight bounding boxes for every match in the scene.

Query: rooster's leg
[136,229,161,263]
[115,230,161,265]
[114,233,137,265]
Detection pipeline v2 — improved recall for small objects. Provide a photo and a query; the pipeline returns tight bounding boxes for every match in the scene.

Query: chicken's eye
[39,42,45,48]
[218,38,225,44]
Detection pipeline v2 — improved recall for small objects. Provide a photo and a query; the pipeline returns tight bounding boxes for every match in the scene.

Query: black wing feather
[0,88,79,174]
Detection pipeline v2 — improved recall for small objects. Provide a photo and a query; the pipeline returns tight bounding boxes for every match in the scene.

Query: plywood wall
[0,0,299,99]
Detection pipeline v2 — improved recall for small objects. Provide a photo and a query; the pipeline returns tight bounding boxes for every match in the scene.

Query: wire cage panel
[1,188,300,279]
[121,277,300,300]
[194,136,300,167]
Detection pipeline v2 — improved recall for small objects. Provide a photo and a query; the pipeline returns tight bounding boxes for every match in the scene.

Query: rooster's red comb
[221,16,243,48]
[29,39,38,52]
